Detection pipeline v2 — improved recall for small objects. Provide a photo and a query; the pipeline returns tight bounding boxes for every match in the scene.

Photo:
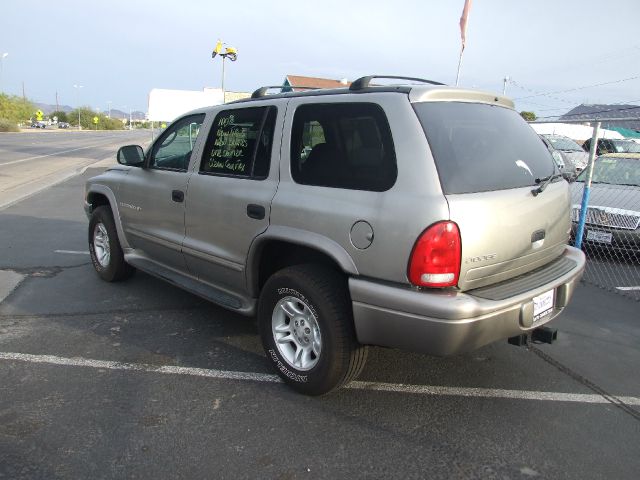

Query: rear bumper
[349,246,585,355]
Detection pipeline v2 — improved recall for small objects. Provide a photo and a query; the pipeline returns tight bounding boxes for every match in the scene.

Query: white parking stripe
[616,286,640,291]
[54,250,90,255]
[347,381,640,405]
[1,351,639,405]
[0,351,281,383]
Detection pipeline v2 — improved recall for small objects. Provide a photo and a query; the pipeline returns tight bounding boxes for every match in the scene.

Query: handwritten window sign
[202,108,268,177]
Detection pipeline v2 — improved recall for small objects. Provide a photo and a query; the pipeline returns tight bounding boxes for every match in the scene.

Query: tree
[50,110,68,123]
[520,111,537,122]
[0,93,34,126]
[68,107,124,130]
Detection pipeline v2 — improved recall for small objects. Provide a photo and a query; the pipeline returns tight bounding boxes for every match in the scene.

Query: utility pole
[74,84,84,130]
[502,76,510,95]
[56,91,59,112]
[22,81,25,101]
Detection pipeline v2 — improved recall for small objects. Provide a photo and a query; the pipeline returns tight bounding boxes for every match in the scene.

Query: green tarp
[608,127,640,138]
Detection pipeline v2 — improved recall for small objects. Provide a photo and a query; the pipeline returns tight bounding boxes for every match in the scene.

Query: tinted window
[414,102,555,194]
[291,103,397,191]
[201,106,276,178]
[151,114,205,171]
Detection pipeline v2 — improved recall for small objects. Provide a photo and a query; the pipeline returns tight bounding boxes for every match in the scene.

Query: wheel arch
[247,226,359,298]
[86,185,130,249]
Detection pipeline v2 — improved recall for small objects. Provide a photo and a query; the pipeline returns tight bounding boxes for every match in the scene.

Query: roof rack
[251,85,319,99]
[349,75,445,91]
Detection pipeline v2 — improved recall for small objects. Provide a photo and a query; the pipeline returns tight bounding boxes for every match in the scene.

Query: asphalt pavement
[0,132,639,479]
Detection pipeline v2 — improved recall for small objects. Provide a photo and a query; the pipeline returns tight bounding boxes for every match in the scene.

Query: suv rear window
[291,103,397,191]
[414,102,555,194]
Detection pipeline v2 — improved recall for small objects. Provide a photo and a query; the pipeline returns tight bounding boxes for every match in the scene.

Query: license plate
[533,289,554,323]
[586,229,612,244]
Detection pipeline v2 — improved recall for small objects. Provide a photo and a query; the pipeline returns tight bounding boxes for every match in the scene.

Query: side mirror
[117,145,145,166]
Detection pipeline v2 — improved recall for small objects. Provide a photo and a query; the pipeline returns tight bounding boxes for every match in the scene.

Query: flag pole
[456,0,472,87]
[455,48,464,87]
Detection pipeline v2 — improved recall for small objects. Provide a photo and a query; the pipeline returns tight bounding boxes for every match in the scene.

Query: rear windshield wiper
[532,172,564,196]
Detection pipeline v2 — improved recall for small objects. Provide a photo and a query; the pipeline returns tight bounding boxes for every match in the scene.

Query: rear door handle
[247,204,265,220]
[172,190,184,203]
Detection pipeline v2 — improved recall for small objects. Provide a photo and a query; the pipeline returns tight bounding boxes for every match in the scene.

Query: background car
[571,153,640,256]
[57,122,70,129]
[540,134,587,180]
[582,138,640,156]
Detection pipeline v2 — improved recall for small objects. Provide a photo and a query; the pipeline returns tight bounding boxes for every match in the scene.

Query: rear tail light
[408,221,461,288]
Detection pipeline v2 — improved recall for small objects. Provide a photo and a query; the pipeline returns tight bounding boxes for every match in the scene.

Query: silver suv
[84,75,585,395]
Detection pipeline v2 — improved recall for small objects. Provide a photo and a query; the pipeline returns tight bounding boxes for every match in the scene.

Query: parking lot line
[616,286,640,291]
[2,351,639,405]
[54,250,90,255]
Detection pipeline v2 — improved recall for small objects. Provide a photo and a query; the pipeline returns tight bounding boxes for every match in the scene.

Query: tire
[88,206,135,282]
[258,264,368,395]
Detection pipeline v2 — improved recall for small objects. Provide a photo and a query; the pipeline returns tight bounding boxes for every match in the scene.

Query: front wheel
[88,206,135,282]
[258,264,368,395]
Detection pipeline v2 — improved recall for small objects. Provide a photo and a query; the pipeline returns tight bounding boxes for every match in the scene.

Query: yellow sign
[36,110,43,121]
[93,116,99,124]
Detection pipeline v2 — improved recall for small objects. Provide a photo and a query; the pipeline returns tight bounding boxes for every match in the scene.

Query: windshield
[544,135,583,152]
[414,102,555,194]
[576,156,640,186]
[611,140,640,153]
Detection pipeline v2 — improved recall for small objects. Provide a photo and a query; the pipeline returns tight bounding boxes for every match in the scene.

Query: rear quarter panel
[271,93,449,284]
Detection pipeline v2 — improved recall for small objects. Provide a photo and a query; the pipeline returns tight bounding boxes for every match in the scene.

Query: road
[0,132,639,479]
[0,129,150,209]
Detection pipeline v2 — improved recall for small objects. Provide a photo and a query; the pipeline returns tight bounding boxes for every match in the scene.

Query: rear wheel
[88,206,135,282]
[258,264,368,395]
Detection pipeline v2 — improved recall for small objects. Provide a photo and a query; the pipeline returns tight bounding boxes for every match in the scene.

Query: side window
[200,106,277,179]
[151,114,205,171]
[290,103,397,191]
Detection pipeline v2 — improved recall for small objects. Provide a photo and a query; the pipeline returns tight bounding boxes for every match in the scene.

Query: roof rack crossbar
[251,85,320,99]
[349,75,445,91]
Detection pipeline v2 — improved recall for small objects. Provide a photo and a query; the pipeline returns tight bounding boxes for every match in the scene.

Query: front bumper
[349,246,585,356]
[571,223,640,254]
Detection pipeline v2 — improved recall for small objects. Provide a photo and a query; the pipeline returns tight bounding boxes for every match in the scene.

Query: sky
[1,0,639,118]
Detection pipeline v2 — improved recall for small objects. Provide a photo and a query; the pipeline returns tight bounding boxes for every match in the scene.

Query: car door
[182,104,282,295]
[117,113,205,273]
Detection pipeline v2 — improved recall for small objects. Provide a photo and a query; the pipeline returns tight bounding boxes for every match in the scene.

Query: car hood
[571,182,640,211]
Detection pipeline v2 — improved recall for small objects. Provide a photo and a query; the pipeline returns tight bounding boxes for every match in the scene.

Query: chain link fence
[532,118,640,301]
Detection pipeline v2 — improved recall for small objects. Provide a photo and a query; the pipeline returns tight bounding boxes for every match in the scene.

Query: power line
[533,98,640,114]
[536,104,640,121]
[512,74,640,101]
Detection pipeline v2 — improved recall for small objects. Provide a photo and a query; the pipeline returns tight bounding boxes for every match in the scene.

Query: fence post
[574,121,601,249]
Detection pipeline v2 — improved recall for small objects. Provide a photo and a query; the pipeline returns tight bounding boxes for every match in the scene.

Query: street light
[211,39,238,102]
[73,84,84,130]
[0,53,8,93]
[107,100,112,119]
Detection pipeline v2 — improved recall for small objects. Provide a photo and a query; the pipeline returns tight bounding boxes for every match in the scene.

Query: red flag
[459,0,472,51]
